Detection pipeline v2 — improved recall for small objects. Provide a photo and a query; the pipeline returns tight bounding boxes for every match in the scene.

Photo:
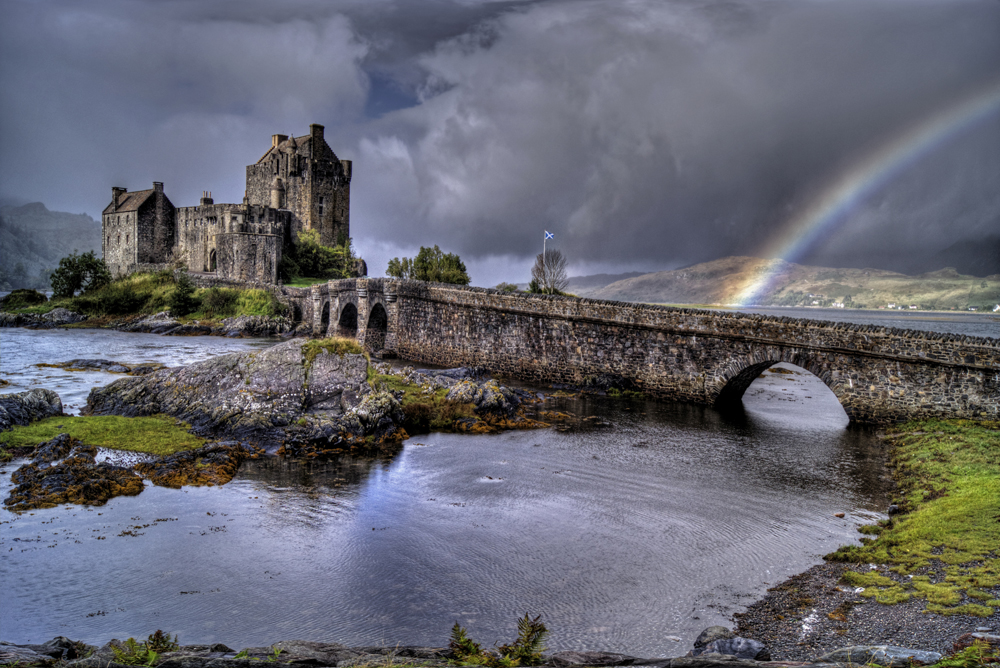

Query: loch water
[2,324,895,654]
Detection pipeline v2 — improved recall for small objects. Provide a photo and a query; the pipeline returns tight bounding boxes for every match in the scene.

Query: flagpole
[542,231,547,293]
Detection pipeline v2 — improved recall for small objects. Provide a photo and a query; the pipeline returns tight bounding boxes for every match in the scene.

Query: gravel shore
[734,560,999,659]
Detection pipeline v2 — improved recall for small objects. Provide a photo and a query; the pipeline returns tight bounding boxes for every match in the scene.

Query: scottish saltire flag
[544,231,554,240]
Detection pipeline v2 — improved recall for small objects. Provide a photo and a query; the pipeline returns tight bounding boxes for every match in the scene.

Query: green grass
[284,276,334,287]
[0,415,206,458]
[3,272,288,321]
[302,337,366,368]
[826,419,1000,616]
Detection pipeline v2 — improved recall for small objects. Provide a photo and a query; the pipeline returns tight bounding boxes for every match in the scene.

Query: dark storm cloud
[1,0,998,284]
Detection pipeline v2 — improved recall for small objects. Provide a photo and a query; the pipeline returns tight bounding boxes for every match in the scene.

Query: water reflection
[2,330,889,656]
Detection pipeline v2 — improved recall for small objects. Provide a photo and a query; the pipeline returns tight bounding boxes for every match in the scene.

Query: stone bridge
[298,278,1000,424]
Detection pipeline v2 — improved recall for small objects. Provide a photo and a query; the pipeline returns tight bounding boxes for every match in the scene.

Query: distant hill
[590,256,1000,311]
[0,202,101,290]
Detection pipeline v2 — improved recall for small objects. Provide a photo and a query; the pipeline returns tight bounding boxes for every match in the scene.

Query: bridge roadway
[297,278,999,424]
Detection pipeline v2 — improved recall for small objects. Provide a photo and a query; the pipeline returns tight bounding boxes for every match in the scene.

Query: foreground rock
[83,339,375,448]
[0,631,961,668]
[0,388,63,431]
[0,307,86,328]
[3,435,144,511]
[38,359,164,375]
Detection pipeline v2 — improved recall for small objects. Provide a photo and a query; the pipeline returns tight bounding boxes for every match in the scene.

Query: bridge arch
[363,302,388,353]
[320,301,330,335]
[712,351,847,412]
[336,301,359,339]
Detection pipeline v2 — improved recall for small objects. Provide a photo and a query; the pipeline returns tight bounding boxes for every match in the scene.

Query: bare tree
[531,249,568,294]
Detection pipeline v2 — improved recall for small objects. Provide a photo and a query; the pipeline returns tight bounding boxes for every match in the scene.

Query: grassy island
[0,415,205,461]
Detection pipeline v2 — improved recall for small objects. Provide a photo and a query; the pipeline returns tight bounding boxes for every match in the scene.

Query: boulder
[446,379,521,419]
[0,388,63,431]
[0,644,57,667]
[41,308,86,326]
[83,339,370,445]
[689,638,769,662]
[219,315,293,338]
[812,646,942,667]
[694,627,734,649]
[549,651,637,666]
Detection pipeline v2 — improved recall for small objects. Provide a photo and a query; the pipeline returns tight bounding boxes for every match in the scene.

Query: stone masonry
[300,278,1000,425]
[102,124,351,283]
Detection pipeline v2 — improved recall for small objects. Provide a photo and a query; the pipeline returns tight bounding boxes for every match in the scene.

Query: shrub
[168,272,199,316]
[201,288,240,318]
[50,251,112,298]
[0,288,48,311]
[235,289,287,317]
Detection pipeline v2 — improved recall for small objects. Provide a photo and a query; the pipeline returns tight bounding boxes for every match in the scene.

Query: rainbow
[735,79,1000,307]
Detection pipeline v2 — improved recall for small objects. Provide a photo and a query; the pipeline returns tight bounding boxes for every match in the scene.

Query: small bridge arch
[336,301,359,339]
[363,302,389,353]
[711,350,847,411]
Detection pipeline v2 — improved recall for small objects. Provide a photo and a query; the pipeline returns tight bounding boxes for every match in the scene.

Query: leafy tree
[386,245,470,285]
[50,250,112,298]
[530,249,568,294]
[168,272,199,316]
[280,229,360,281]
[495,282,519,293]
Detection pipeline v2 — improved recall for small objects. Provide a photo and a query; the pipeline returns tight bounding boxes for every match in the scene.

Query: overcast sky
[1,0,998,285]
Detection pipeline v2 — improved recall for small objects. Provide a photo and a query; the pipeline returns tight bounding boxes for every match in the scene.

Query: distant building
[102,123,352,284]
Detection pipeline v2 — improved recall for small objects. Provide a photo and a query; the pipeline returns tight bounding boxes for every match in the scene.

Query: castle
[102,123,352,284]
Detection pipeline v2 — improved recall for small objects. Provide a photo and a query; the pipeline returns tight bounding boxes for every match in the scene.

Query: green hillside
[0,202,101,290]
[590,256,1000,312]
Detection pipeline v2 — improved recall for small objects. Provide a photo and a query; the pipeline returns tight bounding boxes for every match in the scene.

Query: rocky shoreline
[5,622,989,668]
[0,309,305,338]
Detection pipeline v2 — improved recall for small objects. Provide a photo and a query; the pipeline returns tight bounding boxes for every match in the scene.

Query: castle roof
[103,189,153,215]
[255,133,339,164]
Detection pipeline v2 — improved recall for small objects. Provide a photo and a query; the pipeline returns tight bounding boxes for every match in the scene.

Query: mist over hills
[586,256,1000,311]
[0,202,101,290]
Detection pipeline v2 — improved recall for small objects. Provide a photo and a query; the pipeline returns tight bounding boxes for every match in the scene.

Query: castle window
[125,234,129,244]
[318,196,325,217]
[117,235,120,244]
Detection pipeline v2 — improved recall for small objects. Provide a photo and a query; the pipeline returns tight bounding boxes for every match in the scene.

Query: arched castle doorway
[363,303,388,353]
[337,303,358,339]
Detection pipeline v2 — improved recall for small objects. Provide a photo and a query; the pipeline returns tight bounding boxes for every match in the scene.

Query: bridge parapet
[324,279,999,423]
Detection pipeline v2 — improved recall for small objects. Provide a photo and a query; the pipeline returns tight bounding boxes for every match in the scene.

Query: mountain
[566,271,647,297]
[590,256,1000,311]
[0,202,101,290]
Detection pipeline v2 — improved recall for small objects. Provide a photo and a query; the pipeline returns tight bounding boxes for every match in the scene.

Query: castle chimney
[310,124,324,142]
[200,190,214,206]
[112,187,126,210]
[153,181,163,194]
[272,134,288,147]
[340,159,352,183]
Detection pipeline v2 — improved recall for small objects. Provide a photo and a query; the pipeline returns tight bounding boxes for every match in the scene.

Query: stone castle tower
[102,123,351,283]
[245,124,352,247]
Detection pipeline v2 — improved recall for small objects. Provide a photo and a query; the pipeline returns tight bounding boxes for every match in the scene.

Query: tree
[386,245,470,285]
[50,250,112,298]
[530,249,568,294]
[168,271,199,316]
[280,229,360,281]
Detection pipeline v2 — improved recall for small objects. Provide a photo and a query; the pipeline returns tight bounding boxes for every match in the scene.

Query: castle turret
[271,178,285,209]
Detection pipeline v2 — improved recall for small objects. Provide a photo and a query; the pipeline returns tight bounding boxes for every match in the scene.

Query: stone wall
[102,211,137,277]
[216,233,281,285]
[324,279,1000,424]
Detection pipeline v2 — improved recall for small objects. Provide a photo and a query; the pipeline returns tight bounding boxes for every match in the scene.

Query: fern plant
[448,615,548,667]
[496,614,549,666]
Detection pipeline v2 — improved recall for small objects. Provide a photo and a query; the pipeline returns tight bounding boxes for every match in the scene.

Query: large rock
[693,627,734,649]
[812,645,942,667]
[446,379,521,419]
[83,339,370,445]
[549,651,637,666]
[689,638,769,662]
[0,388,63,431]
